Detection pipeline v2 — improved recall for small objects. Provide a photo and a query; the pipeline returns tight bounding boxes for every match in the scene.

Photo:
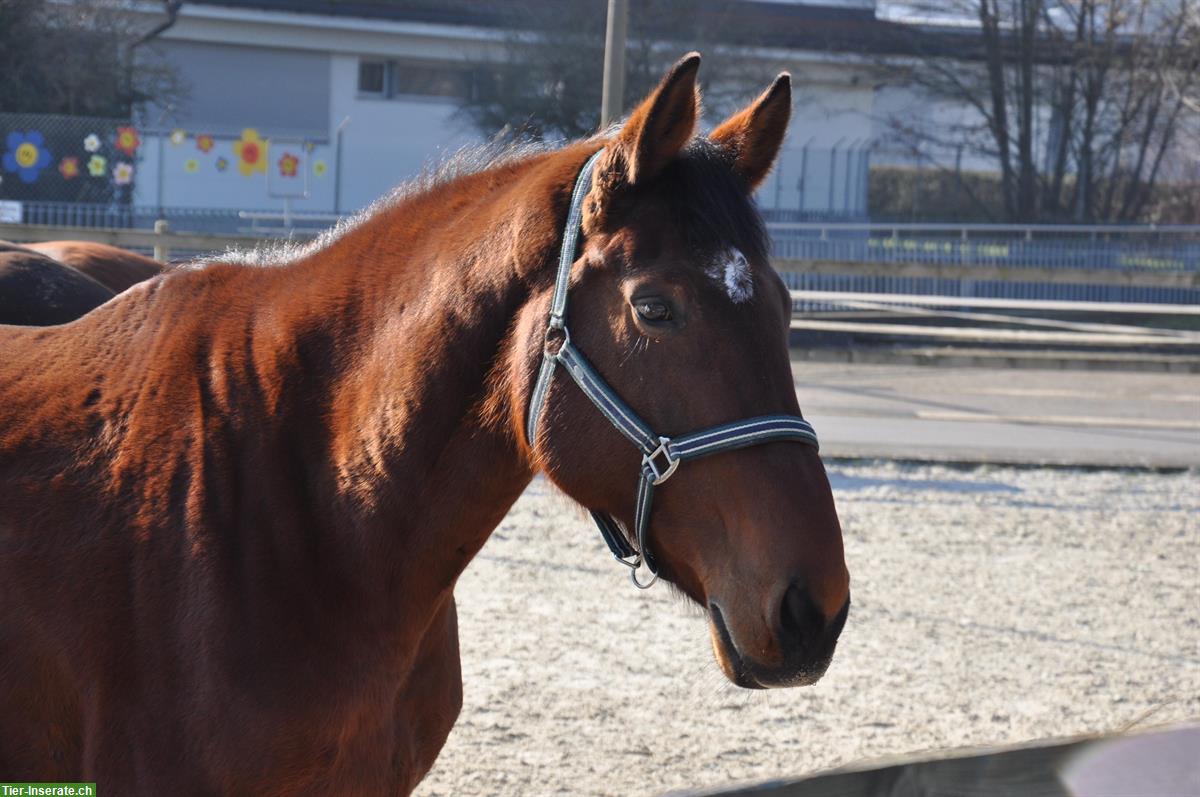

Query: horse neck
[255,146,589,603]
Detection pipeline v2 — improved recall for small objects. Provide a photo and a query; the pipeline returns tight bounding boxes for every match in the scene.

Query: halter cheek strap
[527,149,819,590]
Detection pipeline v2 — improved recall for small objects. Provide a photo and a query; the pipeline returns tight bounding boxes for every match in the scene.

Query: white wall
[134,132,337,213]
[327,54,481,212]
[132,52,482,214]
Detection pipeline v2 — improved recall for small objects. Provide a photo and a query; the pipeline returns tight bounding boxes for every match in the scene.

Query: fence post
[154,219,170,262]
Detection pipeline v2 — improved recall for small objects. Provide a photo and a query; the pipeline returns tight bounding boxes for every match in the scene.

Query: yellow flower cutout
[232,128,268,177]
[87,155,107,177]
[184,158,199,174]
[312,159,328,177]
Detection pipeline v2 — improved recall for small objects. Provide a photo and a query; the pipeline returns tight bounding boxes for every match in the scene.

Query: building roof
[184,0,951,58]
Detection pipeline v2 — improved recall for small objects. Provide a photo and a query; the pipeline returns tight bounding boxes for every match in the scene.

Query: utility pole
[600,0,629,128]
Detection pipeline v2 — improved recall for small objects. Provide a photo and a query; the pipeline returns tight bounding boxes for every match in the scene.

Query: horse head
[526,54,850,689]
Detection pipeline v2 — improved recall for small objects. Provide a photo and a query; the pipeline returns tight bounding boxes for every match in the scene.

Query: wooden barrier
[789,290,1200,351]
[665,724,1199,797]
[0,222,294,262]
[790,319,1199,347]
[789,290,1200,315]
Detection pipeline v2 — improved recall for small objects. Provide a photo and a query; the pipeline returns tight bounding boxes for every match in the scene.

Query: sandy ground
[415,462,1200,797]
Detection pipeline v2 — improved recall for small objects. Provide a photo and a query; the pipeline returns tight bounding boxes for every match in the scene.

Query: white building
[130,0,914,220]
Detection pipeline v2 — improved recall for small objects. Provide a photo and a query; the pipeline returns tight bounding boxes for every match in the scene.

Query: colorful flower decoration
[59,156,81,180]
[303,140,315,153]
[112,162,134,186]
[169,129,187,146]
[312,159,328,178]
[215,157,229,173]
[195,134,214,153]
[233,128,267,177]
[87,155,107,177]
[115,126,141,156]
[83,133,101,153]
[278,152,299,178]
[184,158,199,174]
[3,131,52,184]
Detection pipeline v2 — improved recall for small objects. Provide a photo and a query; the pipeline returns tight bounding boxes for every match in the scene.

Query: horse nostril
[779,581,825,650]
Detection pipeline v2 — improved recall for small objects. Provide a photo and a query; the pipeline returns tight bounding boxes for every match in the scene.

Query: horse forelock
[654,137,769,267]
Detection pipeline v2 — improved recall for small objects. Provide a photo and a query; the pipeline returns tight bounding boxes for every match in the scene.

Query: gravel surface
[415,462,1200,797]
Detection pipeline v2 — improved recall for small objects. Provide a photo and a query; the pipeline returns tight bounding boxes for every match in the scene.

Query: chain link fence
[1,113,138,206]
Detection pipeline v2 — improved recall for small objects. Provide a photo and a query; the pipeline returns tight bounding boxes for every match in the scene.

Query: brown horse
[0,55,848,794]
[24,241,164,294]
[0,242,115,325]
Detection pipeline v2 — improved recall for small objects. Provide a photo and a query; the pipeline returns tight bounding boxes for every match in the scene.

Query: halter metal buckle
[642,437,679,485]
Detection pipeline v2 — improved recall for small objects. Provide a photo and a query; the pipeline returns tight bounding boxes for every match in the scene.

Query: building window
[357,58,481,101]
[358,60,387,95]
[391,63,472,99]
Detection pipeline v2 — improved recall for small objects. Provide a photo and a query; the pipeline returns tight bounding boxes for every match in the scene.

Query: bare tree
[0,0,186,118]
[456,0,778,143]
[877,0,1199,223]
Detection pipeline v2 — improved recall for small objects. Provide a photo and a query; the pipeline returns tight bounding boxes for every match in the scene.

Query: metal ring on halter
[611,550,657,589]
[629,558,659,589]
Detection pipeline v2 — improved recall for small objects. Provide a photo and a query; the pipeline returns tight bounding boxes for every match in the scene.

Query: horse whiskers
[618,333,648,368]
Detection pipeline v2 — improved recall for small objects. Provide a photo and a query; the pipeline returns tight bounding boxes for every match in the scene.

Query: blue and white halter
[527,149,820,589]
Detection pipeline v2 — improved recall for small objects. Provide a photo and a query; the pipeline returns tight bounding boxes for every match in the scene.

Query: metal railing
[237,210,342,236]
[16,202,250,235]
[9,204,1200,271]
[767,222,1200,273]
[5,209,1200,305]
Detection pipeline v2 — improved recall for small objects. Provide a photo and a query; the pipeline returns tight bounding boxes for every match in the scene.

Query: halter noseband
[527,149,820,589]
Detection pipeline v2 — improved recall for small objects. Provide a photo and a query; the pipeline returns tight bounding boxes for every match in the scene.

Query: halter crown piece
[527,149,820,589]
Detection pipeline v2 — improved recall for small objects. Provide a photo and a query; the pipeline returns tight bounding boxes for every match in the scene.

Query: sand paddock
[416,462,1199,796]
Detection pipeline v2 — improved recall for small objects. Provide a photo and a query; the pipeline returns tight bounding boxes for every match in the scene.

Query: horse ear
[597,53,701,190]
[710,73,792,191]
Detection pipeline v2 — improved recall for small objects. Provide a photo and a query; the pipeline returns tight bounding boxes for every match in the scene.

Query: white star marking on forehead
[705,248,754,303]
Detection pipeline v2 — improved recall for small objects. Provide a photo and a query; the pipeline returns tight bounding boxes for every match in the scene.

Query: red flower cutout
[278,152,299,178]
[59,156,81,180]
[115,126,141,156]
[196,134,214,153]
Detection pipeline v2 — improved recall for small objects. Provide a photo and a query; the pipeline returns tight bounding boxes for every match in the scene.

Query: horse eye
[634,299,672,323]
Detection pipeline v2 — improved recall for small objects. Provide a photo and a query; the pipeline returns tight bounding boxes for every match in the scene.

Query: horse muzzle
[708,592,850,689]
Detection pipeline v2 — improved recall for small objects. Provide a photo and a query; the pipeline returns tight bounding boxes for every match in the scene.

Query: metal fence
[10,202,340,236]
[782,272,1200,310]
[766,144,871,218]
[5,205,1200,306]
[8,205,1197,270]
[0,113,134,205]
[769,223,1200,273]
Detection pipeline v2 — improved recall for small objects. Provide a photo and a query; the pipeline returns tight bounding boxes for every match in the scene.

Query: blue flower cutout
[3,130,53,184]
